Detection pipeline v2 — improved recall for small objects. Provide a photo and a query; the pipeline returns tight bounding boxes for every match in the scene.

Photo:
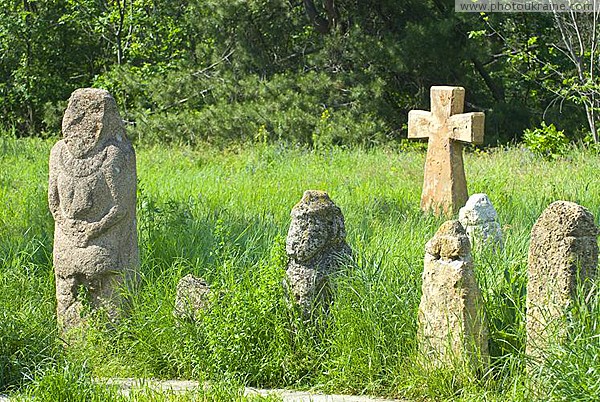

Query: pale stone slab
[418,221,489,371]
[526,201,599,358]
[408,86,485,216]
[48,88,139,332]
[459,193,502,248]
[285,190,352,316]
[102,378,405,401]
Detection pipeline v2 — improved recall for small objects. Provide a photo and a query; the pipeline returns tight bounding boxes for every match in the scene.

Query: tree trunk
[303,0,338,34]
[471,58,505,103]
[584,101,598,143]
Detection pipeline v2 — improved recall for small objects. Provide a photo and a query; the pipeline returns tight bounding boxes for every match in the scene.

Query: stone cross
[526,201,598,359]
[408,86,485,216]
[49,88,139,332]
[418,220,489,372]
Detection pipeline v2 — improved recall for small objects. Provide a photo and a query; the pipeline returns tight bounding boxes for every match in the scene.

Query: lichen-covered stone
[49,88,139,332]
[459,193,502,248]
[285,190,352,316]
[418,220,489,370]
[526,201,599,358]
[174,274,210,321]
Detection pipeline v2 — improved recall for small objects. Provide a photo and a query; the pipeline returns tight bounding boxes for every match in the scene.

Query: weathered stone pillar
[48,88,139,332]
[285,190,352,316]
[459,193,502,249]
[418,220,489,370]
[526,201,599,358]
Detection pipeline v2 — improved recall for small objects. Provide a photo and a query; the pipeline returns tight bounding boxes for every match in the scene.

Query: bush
[522,121,569,159]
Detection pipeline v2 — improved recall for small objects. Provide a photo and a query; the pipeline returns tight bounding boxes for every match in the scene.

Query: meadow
[1,135,600,401]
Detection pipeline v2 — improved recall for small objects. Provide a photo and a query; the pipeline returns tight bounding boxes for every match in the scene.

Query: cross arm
[408,110,433,139]
[448,112,485,144]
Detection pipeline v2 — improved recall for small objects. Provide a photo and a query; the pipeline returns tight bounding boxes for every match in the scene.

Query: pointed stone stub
[419,220,489,372]
[285,190,352,316]
[459,193,503,248]
[526,201,599,358]
[425,220,471,261]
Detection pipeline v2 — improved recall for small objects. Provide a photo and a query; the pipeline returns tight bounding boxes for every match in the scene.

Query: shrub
[522,121,569,159]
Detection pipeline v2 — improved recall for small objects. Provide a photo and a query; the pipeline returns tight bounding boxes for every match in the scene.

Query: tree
[550,10,600,143]
[483,8,600,143]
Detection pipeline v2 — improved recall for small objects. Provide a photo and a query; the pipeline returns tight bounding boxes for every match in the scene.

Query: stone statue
[285,190,352,317]
[48,88,139,331]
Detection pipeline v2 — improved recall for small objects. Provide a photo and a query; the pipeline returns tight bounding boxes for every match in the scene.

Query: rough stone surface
[526,201,599,358]
[408,86,485,216]
[459,193,502,248]
[173,274,210,321]
[418,220,489,370]
[48,88,139,332]
[285,190,352,316]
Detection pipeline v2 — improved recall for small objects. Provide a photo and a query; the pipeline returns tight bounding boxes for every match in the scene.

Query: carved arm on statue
[86,204,126,240]
[59,205,125,247]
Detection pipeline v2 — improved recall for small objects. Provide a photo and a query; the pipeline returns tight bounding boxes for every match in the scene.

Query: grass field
[1,136,600,401]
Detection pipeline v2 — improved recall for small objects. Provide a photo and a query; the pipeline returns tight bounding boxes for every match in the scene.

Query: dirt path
[104,378,406,401]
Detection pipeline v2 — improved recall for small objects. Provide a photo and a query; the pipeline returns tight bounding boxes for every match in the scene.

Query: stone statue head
[62,88,125,158]
[286,190,347,262]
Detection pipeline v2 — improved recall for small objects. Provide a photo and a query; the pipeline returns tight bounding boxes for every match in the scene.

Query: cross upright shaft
[408,86,485,216]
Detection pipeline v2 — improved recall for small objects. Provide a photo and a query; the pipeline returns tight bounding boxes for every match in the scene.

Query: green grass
[1,136,600,400]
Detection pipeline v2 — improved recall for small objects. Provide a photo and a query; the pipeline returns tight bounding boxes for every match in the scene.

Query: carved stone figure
[48,88,139,331]
[285,190,352,316]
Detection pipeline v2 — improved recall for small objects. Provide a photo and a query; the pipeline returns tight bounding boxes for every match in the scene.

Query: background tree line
[1,0,598,147]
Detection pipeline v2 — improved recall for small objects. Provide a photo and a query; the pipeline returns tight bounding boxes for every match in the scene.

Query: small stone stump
[418,220,489,370]
[459,193,502,248]
[174,274,210,321]
[408,86,485,216]
[526,201,599,358]
[48,88,139,332]
[285,190,352,316]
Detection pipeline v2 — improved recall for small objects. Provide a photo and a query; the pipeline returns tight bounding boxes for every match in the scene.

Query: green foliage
[523,122,569,159]
[0,137,57,392]
[5,0,597,145]
[4,137,600,400]
[533,280,600,401]
[15,362,281,401]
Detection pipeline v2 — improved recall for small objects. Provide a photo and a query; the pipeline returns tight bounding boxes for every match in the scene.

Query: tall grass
[1,136,599,400]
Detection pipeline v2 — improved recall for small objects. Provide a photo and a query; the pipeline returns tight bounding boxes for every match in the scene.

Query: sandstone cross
[408,86,485,216]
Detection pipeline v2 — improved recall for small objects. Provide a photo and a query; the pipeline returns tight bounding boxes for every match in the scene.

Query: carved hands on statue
[61,218,92,247]
[60,204,123,247]
[88,205,125,239]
